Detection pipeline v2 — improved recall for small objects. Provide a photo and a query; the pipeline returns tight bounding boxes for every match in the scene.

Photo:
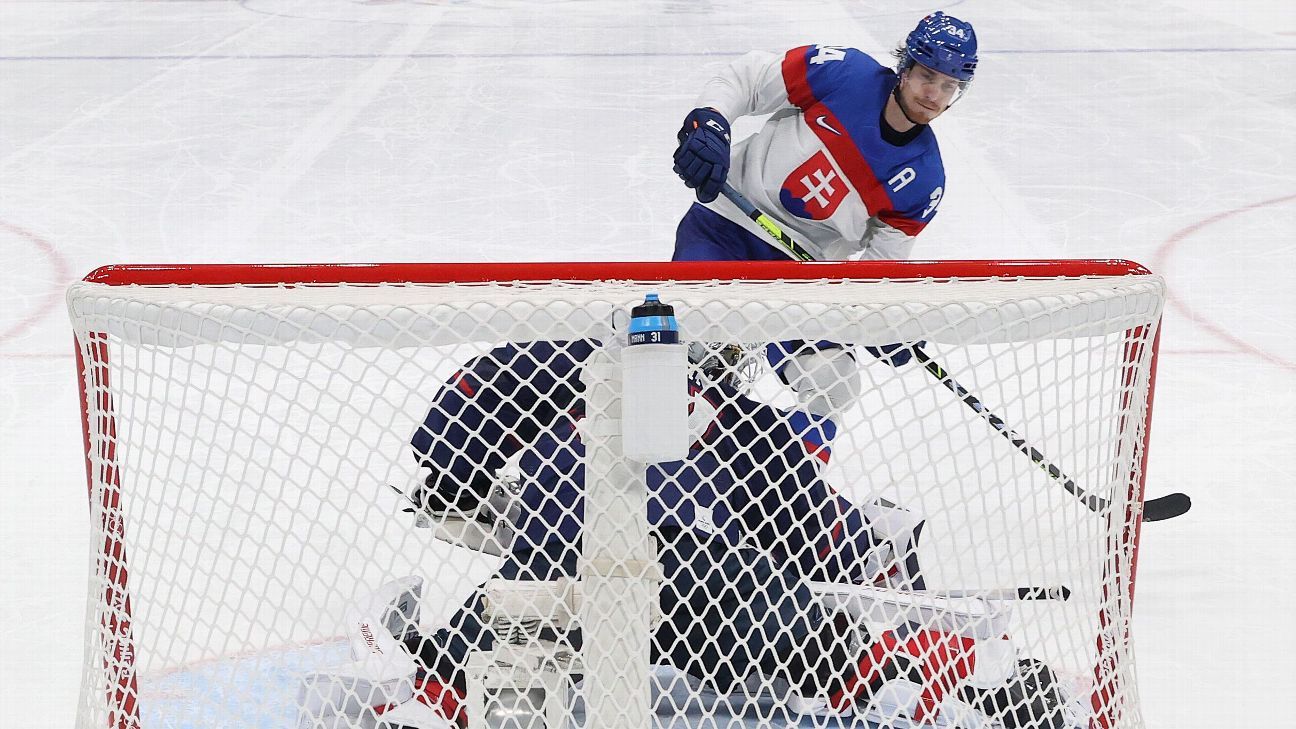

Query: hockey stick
[924,586,1071,602]
[813,582,1070,607]
[911,346,1190,522]
[718,183,1191,523]
[721,182,815,261]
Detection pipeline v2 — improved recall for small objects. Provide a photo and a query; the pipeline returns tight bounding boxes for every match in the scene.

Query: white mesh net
[68,267,1164,729]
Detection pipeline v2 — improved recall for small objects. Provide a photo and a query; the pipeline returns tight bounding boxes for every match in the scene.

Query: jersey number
[810,46,846,65]
[922,187,944,219]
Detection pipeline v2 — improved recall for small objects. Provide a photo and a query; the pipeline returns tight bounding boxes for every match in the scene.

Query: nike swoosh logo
[814,115,842,135]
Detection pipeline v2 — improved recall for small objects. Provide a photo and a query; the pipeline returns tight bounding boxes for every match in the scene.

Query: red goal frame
[74,260,1158,729]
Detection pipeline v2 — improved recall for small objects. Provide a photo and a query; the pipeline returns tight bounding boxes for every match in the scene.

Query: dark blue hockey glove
[673,108,731,203]
[864,341,925,368]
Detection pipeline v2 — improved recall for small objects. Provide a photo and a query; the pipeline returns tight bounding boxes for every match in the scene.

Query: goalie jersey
[412,341,919,586]
[698,45,946,260]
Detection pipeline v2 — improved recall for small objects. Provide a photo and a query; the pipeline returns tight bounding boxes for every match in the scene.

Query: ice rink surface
[1,1,1293,727]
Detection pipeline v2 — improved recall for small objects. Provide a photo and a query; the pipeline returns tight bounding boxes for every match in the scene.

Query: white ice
[1,1,1293,727]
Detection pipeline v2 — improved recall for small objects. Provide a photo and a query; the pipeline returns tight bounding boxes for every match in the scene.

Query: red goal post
[70,260,1164,729]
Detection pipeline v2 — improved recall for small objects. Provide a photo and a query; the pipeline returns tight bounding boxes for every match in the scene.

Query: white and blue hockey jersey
[697,46,947,260]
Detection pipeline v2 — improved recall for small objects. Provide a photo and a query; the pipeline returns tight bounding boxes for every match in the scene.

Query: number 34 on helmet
[903,11,978,83]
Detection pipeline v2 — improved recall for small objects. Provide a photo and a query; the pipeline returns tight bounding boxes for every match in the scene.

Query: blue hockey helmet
[903,12,977,82]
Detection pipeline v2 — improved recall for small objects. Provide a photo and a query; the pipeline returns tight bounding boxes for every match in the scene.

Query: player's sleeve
[694,50,795,122]
[779,45,877,107]
[772,410,927,588]
[707,45,873,123]
[858,158,945,257]
[513,424,586,553]
[798,473,900,585]
[739,409,865,574]
[856,218,918,260]
[810,494,873,583]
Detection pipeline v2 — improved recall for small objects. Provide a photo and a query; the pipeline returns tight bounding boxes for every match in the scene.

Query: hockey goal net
[69,261,1164,729]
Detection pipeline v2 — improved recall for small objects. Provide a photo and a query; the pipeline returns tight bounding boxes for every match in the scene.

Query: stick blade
[1015,586,1071,601]
[1143,492,1192,522]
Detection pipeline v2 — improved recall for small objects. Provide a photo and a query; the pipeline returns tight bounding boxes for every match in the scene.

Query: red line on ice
[1151,193,1296,373]
[0,219,73,346]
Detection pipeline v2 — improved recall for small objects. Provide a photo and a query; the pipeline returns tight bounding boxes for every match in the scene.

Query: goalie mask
[687,341,749,389]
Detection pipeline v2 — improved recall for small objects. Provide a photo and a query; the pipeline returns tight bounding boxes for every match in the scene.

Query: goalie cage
[68,260,1164,729]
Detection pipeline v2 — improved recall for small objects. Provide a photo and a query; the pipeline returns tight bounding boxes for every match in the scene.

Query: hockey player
[671,11,977,262]
[670,14,977,413]
[385,340,1066,728]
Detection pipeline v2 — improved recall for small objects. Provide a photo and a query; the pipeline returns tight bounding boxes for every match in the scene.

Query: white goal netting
[68,262,1164,729]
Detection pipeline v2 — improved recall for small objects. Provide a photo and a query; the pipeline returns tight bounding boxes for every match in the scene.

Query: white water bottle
[621,293,688,462]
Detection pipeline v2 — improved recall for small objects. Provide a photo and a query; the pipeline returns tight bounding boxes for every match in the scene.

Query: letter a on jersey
[780,151,850,220]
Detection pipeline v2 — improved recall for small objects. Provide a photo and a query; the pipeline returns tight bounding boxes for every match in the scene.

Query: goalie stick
[815,582,1071,603]
[924,586,1071,602]
[718,182,1191,523]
